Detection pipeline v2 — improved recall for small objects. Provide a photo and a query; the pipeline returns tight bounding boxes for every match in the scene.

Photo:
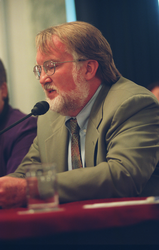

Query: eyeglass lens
[43,61,55,76]
[33,61,55,80]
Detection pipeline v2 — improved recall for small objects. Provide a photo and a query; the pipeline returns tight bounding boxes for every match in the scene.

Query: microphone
[31,101,49,116]
[0,101,49,135]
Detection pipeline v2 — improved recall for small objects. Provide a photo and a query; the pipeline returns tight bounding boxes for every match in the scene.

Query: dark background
[75,0,159,88]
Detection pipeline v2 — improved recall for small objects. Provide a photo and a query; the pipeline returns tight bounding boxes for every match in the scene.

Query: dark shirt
[0,103,37,176]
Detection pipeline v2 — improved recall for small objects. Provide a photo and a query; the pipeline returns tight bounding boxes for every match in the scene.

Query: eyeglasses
[33,59,86,80]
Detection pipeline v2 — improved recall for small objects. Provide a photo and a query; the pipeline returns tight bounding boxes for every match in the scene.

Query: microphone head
[31,101,50,116]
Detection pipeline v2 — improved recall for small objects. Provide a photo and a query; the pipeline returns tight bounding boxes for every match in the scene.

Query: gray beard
[45,66,90,116]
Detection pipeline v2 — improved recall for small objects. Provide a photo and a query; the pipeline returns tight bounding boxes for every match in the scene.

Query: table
[1,197,159,245]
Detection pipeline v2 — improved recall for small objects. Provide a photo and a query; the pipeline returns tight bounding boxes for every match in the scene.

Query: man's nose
[39,68,49,85]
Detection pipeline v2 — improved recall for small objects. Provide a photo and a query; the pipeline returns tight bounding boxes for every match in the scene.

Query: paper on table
[83,196,159,209]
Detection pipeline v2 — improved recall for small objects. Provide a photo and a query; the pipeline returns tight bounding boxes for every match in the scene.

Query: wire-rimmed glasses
[33,59,86,80]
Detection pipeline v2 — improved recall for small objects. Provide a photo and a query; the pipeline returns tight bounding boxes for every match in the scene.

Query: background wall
[75,0,159,88]
[0,0,66,113]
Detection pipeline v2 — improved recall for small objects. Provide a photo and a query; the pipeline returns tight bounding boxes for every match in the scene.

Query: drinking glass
[25,163,59,212]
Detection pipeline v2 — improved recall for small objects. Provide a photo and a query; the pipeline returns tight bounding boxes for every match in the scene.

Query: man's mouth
[44,84,56,93]
[48,89,54,94]
[44,85,58,99]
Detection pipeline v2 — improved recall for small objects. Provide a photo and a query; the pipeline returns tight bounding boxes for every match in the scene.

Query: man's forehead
[36,35,71,63]
[50,35,67,53]
[37,35,68,57]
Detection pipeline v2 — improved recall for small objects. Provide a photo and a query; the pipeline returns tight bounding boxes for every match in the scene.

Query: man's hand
[0,176,27,209]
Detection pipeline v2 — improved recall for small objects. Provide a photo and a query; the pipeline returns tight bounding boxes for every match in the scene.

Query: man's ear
[1,82,8,99]
[84,60,99,81]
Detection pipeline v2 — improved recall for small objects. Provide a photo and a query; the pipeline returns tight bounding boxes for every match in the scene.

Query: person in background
[0,21,159,208]
[147,81,159,101]
[0,59,37,176]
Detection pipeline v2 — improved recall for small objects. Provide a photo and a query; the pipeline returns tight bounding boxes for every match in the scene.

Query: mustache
[44,83,55,90]
[43,83,61,97]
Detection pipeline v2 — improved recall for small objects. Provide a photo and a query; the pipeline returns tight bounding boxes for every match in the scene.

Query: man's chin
[46,97,64,114]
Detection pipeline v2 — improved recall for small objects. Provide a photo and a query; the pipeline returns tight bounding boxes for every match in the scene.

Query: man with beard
[0,59,37,177]
[0,21,159,208]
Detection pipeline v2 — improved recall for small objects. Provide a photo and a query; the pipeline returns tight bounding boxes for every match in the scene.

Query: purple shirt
[0,105,37,176]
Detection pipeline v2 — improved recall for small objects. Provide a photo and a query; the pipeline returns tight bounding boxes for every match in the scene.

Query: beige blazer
[11,77,159,203]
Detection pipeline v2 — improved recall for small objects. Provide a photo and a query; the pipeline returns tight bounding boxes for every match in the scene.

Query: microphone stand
[0,113,33,135]
[0,101,49,136]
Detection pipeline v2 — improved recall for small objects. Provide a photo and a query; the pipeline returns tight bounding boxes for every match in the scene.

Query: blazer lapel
[85,84,111,167]
[45,115,68,173]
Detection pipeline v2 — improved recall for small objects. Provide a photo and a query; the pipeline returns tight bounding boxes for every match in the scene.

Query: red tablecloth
[1,197,159,241]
